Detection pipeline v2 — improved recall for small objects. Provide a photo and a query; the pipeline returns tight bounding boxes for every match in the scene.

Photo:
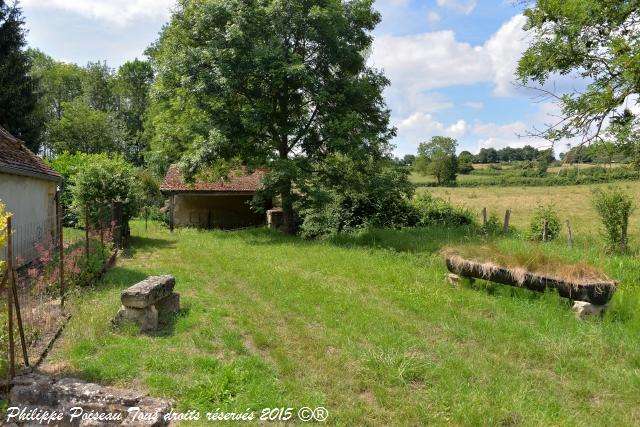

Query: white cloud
[464,101,484,109]
[436,0,477,15]
[371,31,492,92]
[20,0,174,25]
[427,11,441,24]
[397,113,468,145]
[485,14,530,96]
[371,14,529,96]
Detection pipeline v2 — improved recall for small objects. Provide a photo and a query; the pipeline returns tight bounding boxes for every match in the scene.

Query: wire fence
[0,197,125,381]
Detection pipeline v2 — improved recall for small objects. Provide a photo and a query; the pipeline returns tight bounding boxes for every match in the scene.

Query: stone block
[121,276,175,308]
[572,301,607,319]
[155,293,180,314]
[114,305,158,332]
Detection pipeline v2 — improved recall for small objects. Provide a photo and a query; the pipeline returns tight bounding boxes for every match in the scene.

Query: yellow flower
[0,201,8,271]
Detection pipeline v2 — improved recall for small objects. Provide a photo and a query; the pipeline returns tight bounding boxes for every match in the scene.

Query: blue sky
[20,0,558,156]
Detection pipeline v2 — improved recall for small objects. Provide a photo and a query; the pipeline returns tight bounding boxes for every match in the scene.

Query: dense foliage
[298,155,417,238]
[412,193,474,227]
[414,136,458,184]
[0,1,41,150]
[527,205,561,241]
[593,187,635,253]
[71,155,139,228]
[147,0,395,233]
[29,50,152,163]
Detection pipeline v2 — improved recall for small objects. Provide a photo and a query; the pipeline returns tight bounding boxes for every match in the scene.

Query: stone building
[160,165,268,230]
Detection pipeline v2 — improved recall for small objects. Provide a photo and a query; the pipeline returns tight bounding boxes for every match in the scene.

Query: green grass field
[44,221,640,426]
[425,181,640,242]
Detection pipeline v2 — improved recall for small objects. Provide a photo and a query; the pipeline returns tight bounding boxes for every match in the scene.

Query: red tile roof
[160,164,267,193]
[0,126,62,182]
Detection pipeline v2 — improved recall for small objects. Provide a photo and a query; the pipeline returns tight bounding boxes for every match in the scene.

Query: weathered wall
[173,194,265,229]
[0,172,57,264]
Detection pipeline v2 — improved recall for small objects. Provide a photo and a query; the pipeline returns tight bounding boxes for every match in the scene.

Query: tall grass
[43,221,640,426]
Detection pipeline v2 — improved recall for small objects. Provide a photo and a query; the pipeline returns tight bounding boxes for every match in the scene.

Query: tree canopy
[0,0,41,151]
[517,0,640,161]
[414,136,458,185]
[148,0,396,232]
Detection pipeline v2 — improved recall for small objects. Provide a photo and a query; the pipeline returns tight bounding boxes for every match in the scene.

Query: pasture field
[426,181,640,242]
[44,221,640,426]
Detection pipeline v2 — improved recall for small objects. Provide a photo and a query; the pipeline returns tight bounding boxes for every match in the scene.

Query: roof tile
[0,126,62,181]
[160,164,267,193]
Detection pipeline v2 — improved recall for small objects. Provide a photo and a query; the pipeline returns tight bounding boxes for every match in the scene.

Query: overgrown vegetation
[527,205,561,241]
[45,221,640,426]
[412,193,474,227]
[593,187,635,253]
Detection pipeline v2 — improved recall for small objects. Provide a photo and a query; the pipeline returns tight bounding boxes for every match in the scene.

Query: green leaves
[592,187,635,253]
[414,136,458,185]
[517,0,640,147]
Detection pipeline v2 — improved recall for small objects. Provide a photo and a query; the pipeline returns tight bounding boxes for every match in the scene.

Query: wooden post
[566,220,573,248]
[85,206,90,259]
[6,217,15,379]
[145,206,149,231]
[169,193,175,232]
[10,268,29,368]
[482,207,487,226]
[58,196,65,309]
[503,209,511,234]
[543,219,549,241]
[621,212,629,253]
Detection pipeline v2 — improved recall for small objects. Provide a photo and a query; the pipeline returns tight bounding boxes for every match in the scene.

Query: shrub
[299,156,419,238]
[72,155,140,229]
[593,188,635,252]
[412,193,475,227]
[481,212,503,235]
[527,205,561,241]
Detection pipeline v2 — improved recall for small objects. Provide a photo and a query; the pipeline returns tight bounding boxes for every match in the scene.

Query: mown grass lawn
[46,221,640,426]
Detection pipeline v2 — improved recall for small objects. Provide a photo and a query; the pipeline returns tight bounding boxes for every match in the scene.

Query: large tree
[517,0,640,164]
[0,0,41,151]
[414,136,458,185]
[115,58,154,165]
[148,0,394,233]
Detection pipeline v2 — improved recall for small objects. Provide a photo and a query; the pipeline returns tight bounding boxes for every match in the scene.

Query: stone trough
[113,275,180,332]
[445,255,618,317]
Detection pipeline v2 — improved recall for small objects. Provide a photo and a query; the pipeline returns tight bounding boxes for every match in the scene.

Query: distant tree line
[473,146,551,164]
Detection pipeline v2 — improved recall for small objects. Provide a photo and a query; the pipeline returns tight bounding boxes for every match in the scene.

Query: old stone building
[160,165,268,230]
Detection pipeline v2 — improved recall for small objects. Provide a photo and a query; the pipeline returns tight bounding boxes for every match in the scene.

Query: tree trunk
[280,179,295,235]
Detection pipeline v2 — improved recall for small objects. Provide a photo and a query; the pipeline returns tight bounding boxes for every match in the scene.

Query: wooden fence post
[482,207,487,227]
[543,219,549,241]
[621,212,629,253]
[6,216,15,379]
[566,220,573,248]
[85,205,90,259]
[58,191,65,309]
[169,193,175,233]
[503,210,511,234]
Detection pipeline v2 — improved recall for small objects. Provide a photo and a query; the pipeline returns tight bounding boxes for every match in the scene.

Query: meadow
[43,220,640,426]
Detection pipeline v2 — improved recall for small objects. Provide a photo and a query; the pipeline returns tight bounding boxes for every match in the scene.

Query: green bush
[527,205,561,241]
[72,155,140,229]
[412,193,475,227]
[593,188,635,253]
[481,212,503,235]
[299,156,418,239]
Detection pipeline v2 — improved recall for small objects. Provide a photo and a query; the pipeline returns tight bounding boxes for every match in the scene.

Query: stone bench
[113,275,180,332]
